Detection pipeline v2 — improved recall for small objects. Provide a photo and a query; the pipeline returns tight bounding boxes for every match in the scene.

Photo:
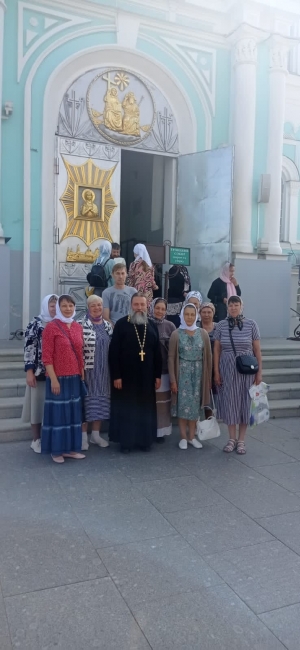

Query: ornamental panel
[57,67,179,154]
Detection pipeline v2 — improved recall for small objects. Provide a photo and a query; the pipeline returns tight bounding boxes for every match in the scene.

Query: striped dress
[84,323,111,421]
[215,318,260,425]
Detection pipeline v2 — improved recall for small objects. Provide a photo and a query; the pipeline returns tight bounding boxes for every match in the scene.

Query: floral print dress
[174,328,203,421]
[127,259,157,308]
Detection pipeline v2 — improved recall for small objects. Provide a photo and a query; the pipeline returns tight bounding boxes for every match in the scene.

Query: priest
[109,293,162,453]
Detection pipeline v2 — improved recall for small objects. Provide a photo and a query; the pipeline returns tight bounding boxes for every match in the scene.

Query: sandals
[62,452,86,459]
[223,439,236,453]
[51,455,64,464]
[236,441,246,455]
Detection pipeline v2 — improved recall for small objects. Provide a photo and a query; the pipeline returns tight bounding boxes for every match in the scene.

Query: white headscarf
[133,243,152,267]
[96,240,112,265]
[55,296,76,323]
[179,303,198,332]
[39,294,58,323]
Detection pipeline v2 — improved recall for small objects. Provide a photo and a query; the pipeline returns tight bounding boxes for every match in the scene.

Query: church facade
[1,0,300,337]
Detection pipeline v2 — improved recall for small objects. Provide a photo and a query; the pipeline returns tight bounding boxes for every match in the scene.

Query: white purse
[197,392,220,441]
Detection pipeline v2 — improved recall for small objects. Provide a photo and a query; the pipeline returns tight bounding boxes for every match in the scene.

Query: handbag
[228,325,258,376]
[197,392,220,441]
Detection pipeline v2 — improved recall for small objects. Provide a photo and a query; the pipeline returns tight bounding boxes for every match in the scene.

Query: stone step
[263,367,300,384]
[0,378,26,398]
[269,399,300,418]
[0,418,31,443]
[261,343,300,356]
[0,349,24,364]
[268,383,300,401]
[262,355,300,369]
[0,362,24,379]
[0,396,24,419]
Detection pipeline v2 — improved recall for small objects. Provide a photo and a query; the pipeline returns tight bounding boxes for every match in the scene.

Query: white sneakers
[30,439,41,453]
[188,438,203,449]
[179,439,188,450]
[178,438,203,450]
[90,431,109,448]
[81,431,89,451]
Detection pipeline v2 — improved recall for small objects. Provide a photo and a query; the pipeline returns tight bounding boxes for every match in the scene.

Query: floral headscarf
[184,291,203,310]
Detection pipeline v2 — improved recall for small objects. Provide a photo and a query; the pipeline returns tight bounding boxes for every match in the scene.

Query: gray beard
[130,310,148,325]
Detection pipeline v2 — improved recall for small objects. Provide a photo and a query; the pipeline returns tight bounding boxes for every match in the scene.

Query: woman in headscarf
[22,294,58,453]
[168,303,212,450]
[149,298,176,442]
[207,262,241,322]
[214,296,262,455]
[184,291,203,325]
[127,243,158,308]
[80,295,113,451]
[167,265,191,327]
[41,295,86,463]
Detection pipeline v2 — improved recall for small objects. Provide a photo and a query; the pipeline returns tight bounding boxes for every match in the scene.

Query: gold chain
[133,322,147,361]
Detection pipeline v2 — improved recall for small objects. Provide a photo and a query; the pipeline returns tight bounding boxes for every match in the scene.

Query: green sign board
[169,246,190,266]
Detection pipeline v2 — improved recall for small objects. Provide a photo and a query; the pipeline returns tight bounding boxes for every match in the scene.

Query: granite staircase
[261,340,300,418]
[0,341,300,442]
[0,347,31,443]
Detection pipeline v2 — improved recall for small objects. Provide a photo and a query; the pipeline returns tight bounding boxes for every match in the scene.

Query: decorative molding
[284,122,300,141]
[59,137,120,161]
[156,34,216,117]
[234,38,257,65]
[18,1,91,81]
[270,43,289,73]
[282,154,300,182]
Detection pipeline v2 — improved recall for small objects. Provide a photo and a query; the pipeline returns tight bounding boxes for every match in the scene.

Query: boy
[102,263,137,325]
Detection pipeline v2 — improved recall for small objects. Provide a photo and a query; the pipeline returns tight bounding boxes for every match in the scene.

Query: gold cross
[139,350,146,361]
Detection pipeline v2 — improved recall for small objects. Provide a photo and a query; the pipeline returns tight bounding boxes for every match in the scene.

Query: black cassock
[109,317,162,449]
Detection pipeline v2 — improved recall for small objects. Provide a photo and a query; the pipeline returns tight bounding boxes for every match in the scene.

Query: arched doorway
[41,48,196,294]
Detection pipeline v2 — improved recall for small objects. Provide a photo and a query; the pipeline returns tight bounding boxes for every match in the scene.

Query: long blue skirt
[41,375,82,455]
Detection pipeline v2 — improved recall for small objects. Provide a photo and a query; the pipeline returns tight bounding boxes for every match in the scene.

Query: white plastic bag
[197,392,220,441]
[249,382,270,428]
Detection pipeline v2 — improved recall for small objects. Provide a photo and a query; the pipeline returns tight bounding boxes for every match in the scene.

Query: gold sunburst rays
[60,157,118,246]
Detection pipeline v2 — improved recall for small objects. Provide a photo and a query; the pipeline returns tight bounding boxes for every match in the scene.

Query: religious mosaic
[57,67,179,154]
[60,157,117,246]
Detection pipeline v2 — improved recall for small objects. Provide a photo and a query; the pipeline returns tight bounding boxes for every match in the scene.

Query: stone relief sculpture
[57,67,179,153]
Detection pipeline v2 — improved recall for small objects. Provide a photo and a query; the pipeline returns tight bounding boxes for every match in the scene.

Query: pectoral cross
[139,350,146,361]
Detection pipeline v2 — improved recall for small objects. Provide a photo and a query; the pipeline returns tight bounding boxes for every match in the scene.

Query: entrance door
[120,150,165,264]
[176,147,234,299]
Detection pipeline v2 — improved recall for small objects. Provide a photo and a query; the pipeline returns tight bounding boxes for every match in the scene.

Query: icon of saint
[103,87,123,132]
[80,189,99,218]
[122,92,140,136]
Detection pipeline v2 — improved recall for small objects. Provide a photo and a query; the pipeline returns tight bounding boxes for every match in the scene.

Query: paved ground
[1,420,300,649]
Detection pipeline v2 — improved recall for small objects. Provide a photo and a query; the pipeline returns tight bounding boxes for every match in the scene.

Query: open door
[176,147,234,300]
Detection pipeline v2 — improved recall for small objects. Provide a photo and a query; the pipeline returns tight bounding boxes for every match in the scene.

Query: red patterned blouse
[42,320,84,377]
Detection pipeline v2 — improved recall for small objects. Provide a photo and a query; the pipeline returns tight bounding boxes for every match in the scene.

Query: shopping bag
[249,382,270,428]
[197,392,220,441]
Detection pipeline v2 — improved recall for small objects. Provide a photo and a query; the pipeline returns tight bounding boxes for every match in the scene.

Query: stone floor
[1,420,300,649]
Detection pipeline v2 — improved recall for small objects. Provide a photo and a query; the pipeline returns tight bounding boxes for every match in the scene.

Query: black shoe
[121,447,130,454]
[156,437,165,444]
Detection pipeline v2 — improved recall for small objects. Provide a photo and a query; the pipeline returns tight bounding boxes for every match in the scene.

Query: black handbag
[228,325,258,375]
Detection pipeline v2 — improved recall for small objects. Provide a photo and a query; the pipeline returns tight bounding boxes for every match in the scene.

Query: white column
[0,1,6,239]
[264,38,289,255]
[231,34,258,254]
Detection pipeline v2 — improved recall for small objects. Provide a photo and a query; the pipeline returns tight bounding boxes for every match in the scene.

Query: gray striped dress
[84,323,111,421]
[215,318,260,425]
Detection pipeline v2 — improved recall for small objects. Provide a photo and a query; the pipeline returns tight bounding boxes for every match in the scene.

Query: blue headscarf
[96,241,112,265]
